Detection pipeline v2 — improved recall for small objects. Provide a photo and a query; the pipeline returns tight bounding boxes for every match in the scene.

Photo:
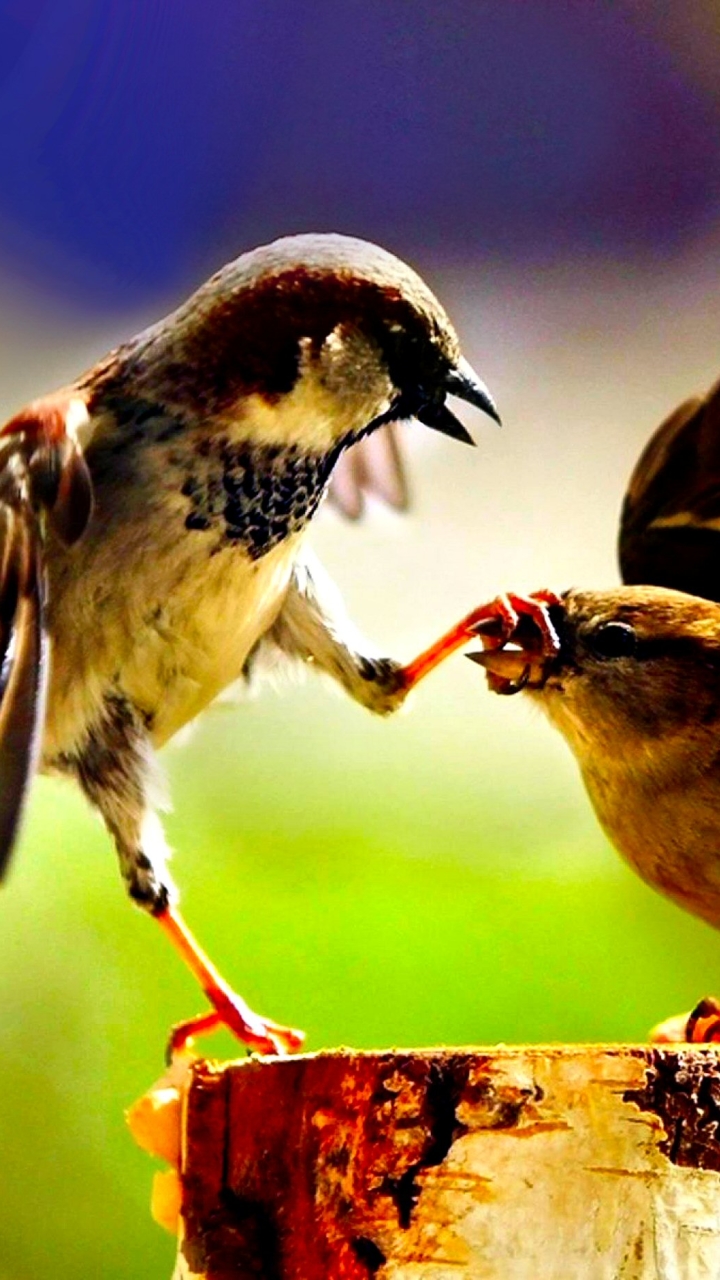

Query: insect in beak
[466,599,562,695]
[466,644,537,695]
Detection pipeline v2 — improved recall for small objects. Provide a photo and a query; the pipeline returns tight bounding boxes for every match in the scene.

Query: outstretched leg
[56,692,303,1056]
[399,590,563,691]
[258,553,411,715]
[263,558,562,711]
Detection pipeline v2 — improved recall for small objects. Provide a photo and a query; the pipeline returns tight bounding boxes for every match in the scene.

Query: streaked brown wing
[619,378,720,602]
[328,424,409,519]
[0,393,92,878]
[0,503,48,877]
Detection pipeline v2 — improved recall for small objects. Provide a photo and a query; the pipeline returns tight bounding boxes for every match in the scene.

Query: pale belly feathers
[41,481,304,759]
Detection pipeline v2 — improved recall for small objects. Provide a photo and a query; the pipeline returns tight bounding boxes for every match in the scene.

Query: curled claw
[466,590,564,696]
[156,906,305,1063]
[398,589,563,693]
[468,591,563,655]
[166,1004,305,1062]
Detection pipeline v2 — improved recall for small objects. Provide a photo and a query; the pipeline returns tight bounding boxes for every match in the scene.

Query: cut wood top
[129,1045,720,1280]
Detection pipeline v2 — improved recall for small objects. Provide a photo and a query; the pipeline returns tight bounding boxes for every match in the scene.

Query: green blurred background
[4,4,720,1277]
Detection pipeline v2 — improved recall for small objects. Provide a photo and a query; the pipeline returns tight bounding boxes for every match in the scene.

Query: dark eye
[589,621,637,660]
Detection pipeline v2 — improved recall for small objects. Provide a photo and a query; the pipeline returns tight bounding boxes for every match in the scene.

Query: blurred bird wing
[619,378,720,601]
[327,424,409,519]
[0,393,94,879]
[0,503,48,878]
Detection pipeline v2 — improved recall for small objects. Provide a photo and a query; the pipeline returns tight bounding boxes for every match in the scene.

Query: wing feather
[328,424,409,519]
[619,378,720,601]
[0,506,48,878]
[0,392,92,878]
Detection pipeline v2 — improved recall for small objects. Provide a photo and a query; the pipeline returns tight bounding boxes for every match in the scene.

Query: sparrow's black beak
[416,357,501,445]
[446,357,501,424]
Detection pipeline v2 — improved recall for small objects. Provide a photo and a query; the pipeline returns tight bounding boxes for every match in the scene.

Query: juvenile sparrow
[0,233,499,1054]
[406,373,720,1042]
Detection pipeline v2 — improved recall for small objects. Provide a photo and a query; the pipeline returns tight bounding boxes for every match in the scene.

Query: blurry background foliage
[2,2,720,1276]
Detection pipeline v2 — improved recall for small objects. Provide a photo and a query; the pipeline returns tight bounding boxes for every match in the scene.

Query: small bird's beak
[416,357,501,445]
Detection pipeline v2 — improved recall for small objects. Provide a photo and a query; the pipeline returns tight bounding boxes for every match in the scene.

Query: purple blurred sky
[0,1,719,309]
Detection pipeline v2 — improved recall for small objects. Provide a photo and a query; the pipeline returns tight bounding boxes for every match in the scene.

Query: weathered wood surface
[139,1045,720,1279]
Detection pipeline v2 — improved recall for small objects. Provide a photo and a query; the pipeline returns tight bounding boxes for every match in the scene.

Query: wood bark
[158,1045,720,1279]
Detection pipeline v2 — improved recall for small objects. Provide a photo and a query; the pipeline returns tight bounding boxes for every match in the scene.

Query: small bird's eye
[588,621,637,660]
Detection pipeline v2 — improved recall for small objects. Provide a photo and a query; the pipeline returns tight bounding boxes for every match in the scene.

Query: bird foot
[156,905,304,1061]
[399,588,563,695]
[167,995,305,1062]
[650,997,720,1044]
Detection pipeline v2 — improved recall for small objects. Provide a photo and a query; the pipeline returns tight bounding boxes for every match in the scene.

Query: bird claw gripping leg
[397,589,563,694]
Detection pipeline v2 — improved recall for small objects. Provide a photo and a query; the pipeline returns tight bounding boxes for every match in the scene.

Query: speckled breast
[91,395,343,559]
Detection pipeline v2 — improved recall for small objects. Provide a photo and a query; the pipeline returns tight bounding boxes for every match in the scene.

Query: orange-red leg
[398,590,562,692]
[156,591,563,1058]
[156,906,305,1058]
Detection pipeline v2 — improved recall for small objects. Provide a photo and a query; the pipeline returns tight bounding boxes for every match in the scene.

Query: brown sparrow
[407,373,720,1043]
[0,232,499,1055]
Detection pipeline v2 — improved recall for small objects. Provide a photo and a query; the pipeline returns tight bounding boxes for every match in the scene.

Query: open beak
[446,357,501,424]
[416,357,501,445]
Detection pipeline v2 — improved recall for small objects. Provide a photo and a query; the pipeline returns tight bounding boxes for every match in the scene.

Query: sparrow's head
[471,585,720,761]
[99,233,498,452]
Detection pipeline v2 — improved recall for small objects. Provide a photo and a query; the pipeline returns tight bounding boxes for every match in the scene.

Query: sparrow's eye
[588,621,637,660]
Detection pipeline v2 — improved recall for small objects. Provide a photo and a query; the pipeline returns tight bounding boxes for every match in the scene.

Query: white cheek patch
[237,385,344,451]
[224,331,394,452]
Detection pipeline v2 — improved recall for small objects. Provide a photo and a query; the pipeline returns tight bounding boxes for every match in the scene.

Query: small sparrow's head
[93,233,498,452]
[470,586,720,761]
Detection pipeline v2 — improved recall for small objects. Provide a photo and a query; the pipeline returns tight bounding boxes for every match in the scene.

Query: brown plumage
[0,232,499,1055]
[407,370,720,1043]
[620,376,720,601]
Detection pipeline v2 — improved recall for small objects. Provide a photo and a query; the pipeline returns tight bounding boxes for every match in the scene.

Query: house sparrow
[408,373,720,1042]
[0,232,499,1055]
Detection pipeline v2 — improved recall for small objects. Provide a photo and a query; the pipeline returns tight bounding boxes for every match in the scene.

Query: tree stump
[131,1045,720,1279]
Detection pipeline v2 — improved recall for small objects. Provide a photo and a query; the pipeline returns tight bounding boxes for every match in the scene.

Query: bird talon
[685,997,720,1043]
[166,998,304,1063]
[466,591,563,658]
[504,591,563,657]
[156,907,304,1061]
[649,998,720,1044]
[213,990,304,1056]
[166,1011,222,1064]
